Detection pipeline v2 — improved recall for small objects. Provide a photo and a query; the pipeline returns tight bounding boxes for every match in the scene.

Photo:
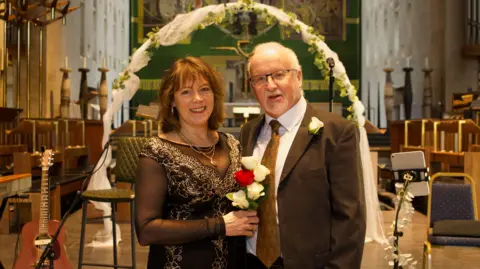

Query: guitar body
[13,150,72,269]
[13,219,73,269]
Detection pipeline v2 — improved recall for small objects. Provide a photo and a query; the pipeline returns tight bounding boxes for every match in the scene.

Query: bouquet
[226,156,270,210]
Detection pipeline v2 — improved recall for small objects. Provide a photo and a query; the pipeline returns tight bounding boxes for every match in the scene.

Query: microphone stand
[392,177,410,269]
[326,57,335,113]
[391,168,428,269]
[35,140,111,269]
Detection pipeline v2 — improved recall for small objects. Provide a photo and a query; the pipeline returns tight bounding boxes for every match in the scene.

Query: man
[239,42,366,269]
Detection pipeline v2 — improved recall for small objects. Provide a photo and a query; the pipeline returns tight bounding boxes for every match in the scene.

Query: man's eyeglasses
[249,69,298,88]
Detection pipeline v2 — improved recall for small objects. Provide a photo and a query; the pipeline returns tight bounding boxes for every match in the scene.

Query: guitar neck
[39,166,50,234]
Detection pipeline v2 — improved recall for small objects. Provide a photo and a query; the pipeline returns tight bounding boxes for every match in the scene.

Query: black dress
[135,133,246,269]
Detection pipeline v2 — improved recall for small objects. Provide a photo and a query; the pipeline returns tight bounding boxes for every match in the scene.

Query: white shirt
[246,96,307,255]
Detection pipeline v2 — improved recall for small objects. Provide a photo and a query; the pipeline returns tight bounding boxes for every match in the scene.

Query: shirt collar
[265,96,307,133]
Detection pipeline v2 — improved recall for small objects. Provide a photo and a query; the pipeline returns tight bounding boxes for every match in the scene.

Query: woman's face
[172,76,215,130]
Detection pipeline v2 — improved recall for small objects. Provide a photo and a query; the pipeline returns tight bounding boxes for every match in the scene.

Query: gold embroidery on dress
[140,133,241,269]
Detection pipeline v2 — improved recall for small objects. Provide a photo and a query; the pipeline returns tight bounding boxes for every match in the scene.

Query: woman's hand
[223,210,259,237]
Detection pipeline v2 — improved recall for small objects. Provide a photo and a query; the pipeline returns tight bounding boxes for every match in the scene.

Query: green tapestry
[129,0,360,118]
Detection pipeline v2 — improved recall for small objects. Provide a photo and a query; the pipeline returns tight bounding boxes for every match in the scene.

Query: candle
[103,57,106,68]
[64,56,68,68]
[425,57,429,69]
[386,58,391,67]
[83,56,86,68]
[406,56,410,68]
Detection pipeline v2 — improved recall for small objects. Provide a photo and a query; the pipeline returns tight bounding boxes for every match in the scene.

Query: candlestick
[403,66,414,120]
[422,68,433,118]
[383,67,394,127]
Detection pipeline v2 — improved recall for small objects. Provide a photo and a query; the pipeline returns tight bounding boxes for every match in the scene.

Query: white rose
[247,182,265,200]
[308,117,324,134]
[241,156,259,170]
[231,190,249,209]
[253,164,270,182]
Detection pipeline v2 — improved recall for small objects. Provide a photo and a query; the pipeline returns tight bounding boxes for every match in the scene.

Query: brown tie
[257,120,282,267]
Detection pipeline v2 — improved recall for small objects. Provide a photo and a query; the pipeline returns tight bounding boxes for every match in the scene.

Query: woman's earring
[171,106,175,115]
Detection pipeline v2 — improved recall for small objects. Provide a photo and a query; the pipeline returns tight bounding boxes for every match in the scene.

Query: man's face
[249,47,302,119]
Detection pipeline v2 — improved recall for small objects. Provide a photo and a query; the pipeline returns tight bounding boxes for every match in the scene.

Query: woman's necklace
[177,131,217,166]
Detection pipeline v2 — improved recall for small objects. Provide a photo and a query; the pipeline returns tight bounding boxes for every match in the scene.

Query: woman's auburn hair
[158,56,225,133]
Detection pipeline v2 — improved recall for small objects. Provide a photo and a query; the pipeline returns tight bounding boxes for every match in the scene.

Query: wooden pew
[0,108,26,173]
[391,119,437,154]
[0,173,32,234]
[56,119,90,172]
[5,119,93,233]
[430,119,480,173]
[398,119,436,168]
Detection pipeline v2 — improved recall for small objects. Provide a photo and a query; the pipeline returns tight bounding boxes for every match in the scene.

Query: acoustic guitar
[13,149,73,269]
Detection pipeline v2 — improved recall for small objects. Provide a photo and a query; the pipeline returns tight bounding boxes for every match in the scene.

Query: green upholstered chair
[78,136,149,269]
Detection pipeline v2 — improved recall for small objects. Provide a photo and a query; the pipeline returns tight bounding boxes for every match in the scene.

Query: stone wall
[362,0,477,127]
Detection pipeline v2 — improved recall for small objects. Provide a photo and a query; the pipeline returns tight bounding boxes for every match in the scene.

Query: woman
[135,56,257,269]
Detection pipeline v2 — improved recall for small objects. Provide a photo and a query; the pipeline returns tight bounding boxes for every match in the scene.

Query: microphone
[326,57,335,69]
[326,57,335,113]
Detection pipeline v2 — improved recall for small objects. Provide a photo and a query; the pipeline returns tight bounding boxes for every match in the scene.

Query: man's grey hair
[247,42,301,75]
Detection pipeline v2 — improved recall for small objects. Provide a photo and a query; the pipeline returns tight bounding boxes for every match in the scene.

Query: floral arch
[87,0,387,247]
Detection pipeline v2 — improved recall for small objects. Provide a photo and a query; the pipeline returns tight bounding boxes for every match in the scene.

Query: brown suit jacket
[239,102,366,269]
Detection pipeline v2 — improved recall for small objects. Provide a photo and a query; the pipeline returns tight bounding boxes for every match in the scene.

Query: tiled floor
[1,209,479,269]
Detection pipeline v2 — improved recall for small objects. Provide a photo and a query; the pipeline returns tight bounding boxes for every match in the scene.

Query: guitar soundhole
[33,233,61,267]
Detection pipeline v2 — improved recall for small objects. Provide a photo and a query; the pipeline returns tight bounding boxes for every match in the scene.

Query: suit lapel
[280,103,317,183]
[243,115,265,157]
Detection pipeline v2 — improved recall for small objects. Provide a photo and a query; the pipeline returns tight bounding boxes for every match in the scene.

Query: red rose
[234,170,255,187]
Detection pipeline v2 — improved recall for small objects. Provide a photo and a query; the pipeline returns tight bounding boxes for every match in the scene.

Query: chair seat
[428,234,480,246]
[81,188,135,202]
[433,220,480,237]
